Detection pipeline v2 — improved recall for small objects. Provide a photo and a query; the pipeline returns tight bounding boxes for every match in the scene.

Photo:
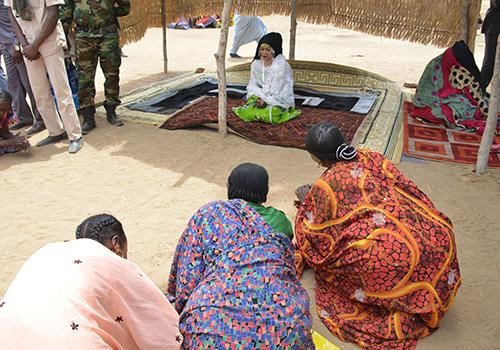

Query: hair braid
[75,214,124,245]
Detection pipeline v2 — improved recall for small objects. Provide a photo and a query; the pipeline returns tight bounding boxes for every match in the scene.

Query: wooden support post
[214,0,233,136]
[461,0,470,45]
[476,37,500,175]
[161,0,168,74]
[467,0,482,53]
[289,0,298,60]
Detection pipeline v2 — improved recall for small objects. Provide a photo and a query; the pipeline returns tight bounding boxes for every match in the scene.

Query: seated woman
[167,163,314,348]
[411,41,489,133]
[294,123,461,349]
[233,32,301,124]
[0,214,182,349]
[0,91,30,156]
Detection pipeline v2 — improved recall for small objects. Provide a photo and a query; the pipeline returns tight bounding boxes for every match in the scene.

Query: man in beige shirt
[6,0,83,153]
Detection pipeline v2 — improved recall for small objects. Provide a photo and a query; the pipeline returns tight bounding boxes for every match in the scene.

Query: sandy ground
[1,9,500,350]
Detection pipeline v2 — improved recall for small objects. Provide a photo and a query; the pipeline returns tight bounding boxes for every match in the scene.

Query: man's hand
[22,5,59,61]
[23,44,41,61]
[12,48,24,64]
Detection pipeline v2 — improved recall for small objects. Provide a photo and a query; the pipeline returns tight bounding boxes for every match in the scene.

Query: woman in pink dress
[0,214,182,350]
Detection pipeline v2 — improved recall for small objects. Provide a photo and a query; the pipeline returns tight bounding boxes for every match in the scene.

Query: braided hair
[305,122,357,163]
[228,163,269,204]
[75,214,126,246]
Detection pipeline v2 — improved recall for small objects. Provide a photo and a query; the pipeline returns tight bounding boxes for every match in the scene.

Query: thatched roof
[119,0,163,45]
[120,0,481,48]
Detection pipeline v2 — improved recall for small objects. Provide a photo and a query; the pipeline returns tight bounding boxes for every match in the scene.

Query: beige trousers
[24,48,82,141]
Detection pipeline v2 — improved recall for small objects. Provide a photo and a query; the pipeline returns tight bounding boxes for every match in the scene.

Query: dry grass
[119,0,481,48]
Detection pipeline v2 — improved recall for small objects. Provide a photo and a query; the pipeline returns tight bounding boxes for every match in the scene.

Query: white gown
[246,54,295,109]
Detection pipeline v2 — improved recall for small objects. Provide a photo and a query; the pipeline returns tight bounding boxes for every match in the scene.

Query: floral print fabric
[168,199,314,349]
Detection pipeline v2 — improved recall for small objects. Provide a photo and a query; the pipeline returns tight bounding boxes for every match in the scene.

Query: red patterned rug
[160,97,365,149]
[403,102,500,167]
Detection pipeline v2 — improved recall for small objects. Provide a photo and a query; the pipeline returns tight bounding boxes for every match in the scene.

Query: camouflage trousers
[76,32,121,112]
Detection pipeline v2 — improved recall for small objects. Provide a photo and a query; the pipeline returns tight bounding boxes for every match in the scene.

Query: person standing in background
[229,14,266,58]
[0,0,45,135]
[5,0,84,153]
[481,0,500,90]
[60,0,130,134]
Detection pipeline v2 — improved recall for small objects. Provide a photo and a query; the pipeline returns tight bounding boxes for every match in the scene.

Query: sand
[1,10,500,350]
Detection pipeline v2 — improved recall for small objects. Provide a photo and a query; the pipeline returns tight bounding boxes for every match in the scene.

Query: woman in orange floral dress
[294,122,461,350]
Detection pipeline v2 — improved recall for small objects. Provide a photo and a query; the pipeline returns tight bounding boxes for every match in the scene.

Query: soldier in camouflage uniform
[61,0,130,134]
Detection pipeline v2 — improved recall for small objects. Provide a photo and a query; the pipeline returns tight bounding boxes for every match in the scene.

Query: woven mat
[161,97,366,149]
[403,102,500,167]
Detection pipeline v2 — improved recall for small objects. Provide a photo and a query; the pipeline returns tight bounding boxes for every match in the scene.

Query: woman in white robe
[233,32,301,124]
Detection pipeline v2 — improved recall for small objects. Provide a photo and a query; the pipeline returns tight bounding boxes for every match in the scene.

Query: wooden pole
[289,0,298,60]
[476,36,500,175]
[461,0,470,45]
[214,0,233,136]
[467,0,482,53]
[161,0,168,74]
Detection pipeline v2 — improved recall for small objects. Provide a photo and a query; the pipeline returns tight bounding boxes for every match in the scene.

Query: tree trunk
[161,0,168,74]
[289,0,298,60]
[214,0,233,136]
[476,37,500,174]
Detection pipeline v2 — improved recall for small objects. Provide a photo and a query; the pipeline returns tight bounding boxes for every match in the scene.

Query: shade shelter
[120,0,481,49]
[118,1,498,173]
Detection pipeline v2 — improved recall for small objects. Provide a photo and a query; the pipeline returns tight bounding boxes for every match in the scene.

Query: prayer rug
[403,102,500,167]
[160,97,365,149]
[116,61,405,160]
[126,80,365,115]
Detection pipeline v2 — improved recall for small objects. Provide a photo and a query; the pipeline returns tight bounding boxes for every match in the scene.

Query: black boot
[81,108,96,135]
[104,104,123,126]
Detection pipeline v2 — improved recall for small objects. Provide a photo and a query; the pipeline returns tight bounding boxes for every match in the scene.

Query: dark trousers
[481,33,499,90]
[1,43,43,124]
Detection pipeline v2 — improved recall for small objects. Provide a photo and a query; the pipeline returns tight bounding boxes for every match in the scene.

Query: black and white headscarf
[253,32,283,61]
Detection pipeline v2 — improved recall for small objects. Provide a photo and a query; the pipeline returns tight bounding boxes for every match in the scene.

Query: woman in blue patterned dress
[167,163,314,349]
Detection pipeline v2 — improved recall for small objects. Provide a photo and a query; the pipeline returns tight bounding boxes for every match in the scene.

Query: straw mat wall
[119,0,163,45]
[119,0,480,48]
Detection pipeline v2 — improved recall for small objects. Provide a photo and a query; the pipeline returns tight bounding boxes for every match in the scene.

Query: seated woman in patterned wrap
[167,163,314,349]
[294,122,461,350]
[233,32,301,124]
[411,41,490,134]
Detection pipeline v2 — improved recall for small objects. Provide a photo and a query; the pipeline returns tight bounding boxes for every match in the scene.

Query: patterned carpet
[161,97,366,149]
[403,102,500,167]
